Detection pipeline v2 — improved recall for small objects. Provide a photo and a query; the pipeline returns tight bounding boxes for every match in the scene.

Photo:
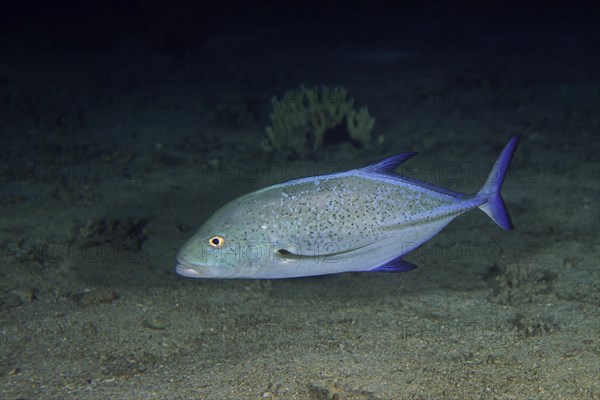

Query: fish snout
[175,256,217,278]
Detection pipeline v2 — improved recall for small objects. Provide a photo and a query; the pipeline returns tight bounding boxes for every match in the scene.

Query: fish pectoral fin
[275,249,314,260]
[275,241,376,261]
[274,248,352,260]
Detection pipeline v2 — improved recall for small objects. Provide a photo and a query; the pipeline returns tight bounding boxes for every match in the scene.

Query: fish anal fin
[369,256,417,273]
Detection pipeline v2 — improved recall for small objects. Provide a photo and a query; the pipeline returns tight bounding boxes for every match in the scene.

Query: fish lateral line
[379,195,487,231]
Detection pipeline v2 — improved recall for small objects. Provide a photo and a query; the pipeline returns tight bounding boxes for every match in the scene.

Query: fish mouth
[175,257,214,278]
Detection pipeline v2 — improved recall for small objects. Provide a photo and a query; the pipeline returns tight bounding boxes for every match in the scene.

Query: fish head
[175,198,271,278]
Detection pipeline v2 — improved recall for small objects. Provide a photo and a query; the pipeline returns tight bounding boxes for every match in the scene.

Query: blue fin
[362,152,465,199]
[361,152,418,174]
[369,256,418,273]
[477,134,521,230]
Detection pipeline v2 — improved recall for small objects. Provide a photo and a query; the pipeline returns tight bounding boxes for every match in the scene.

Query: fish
[176,134,521,279]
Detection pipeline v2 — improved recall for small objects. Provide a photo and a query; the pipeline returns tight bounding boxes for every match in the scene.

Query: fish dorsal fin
[361,152,465,199]
[361,152,418,175]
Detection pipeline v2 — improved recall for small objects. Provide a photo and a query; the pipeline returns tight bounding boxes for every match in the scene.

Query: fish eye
[208,235,225,248]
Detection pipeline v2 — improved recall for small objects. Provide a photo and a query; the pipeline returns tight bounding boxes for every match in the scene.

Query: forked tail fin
[477,134,521,230]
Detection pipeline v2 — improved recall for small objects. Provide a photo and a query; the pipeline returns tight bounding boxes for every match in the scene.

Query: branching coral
[346,106,375,148]
[264,85,375,156]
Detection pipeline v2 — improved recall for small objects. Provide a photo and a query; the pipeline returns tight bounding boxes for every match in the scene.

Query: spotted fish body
[176,135,520,279]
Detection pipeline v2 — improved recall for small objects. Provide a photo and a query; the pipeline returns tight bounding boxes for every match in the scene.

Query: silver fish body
[176,135,520,279]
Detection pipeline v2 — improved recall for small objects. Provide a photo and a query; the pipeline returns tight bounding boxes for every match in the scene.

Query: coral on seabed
[264,85,376,156]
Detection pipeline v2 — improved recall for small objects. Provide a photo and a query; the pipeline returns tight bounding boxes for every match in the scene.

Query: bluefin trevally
[176,134,521,279]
